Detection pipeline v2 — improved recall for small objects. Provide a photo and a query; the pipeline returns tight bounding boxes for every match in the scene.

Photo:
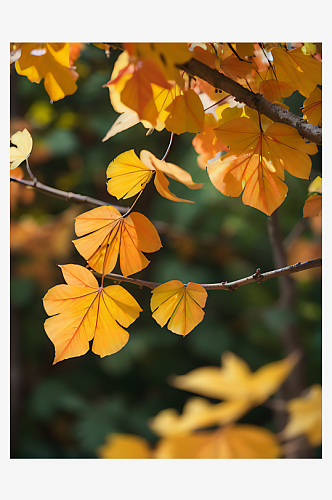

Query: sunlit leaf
[10,128,33,170]
[107,149,203,203]
[271,46,322,98]
[97,433,151,459]
[172,351,300,405]
[282,385,322,447]
[192,113,228,169]
[15,43,78,101]
[165,89,205,134]
[208,116,318,215]
[151,280,207,336]
[302,86,322,127]
[43,264,142,363]
[72,206,162,278]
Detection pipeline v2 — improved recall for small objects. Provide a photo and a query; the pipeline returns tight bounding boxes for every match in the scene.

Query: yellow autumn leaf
[302,86,322,127]
[97,434,151,459]
[150,280,207,336]
[271,46,322,98]
[42,264,142,364]
[149,397,251,437]
[154,424,281,459]
[165,89,205,134]
[282,384,322,447]
[172,351,300,406]
[15,43,78,101]
[208,116,317,215]
[72,205,162,278]
[10,129,33,170]
[106,149,203,203]
[124,42,192,86]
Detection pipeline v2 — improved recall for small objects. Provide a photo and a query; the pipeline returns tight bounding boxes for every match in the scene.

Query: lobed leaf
[151,280,207,336]
[73,206,162,278]
[43,264,142,364]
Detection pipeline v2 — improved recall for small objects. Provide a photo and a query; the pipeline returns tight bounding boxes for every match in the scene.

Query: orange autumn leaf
[154,424,281,459]
[208,116,317,215]
[42,264,142,364]
[302,86,322,127]
[124,42,192,86]
[303,175,322,218]
[165,89,205,135]
[15,43,78,102]
[72,205,162,278]
[303,194,322,218]
[120,58,171,127]
[150,280,208,336]
[103,84,180,141]
[106,149,203,203]
[192,113,228,169]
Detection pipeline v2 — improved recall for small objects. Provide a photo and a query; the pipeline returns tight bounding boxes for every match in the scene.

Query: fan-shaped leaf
[43,264,142,363]
[151,280,207,336]
[73,206,162,278]
[10,129,33,170]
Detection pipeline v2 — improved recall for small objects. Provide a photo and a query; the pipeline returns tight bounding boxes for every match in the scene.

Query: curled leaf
[151,280,207,336]
[106,149,203,203]
[73,205,162,278]
[42,264,142,363]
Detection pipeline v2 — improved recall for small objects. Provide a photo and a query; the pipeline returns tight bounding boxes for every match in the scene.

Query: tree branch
[106,43,322,145]
[99,258,322,290]
[10,176,126,213]
[178,58,322,145]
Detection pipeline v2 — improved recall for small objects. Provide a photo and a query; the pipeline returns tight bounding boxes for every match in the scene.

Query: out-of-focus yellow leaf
[15,43,78,101]
[165,89,205,134]
[208,116,317,215]
[172,351,299,406]
[151,280,207,336]
[155,424,281,459]
[73,205,162,278]
[42,264,142,363]
[10,129,33,170]
[97,433,151,459]
[149,397,251,437]
[282,385,322,447]
[107,149,203,203]
[302,86,322,127]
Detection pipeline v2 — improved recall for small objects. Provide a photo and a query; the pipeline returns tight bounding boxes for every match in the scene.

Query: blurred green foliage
[10,44,322,458]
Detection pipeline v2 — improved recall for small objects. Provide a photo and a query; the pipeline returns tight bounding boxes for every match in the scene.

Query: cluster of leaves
[97,352,322,458]
[10,42,322,367]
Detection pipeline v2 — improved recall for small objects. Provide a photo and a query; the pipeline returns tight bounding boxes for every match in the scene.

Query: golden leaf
[151,280,207,336]
[15,43,78,101]
[72,205,162,278]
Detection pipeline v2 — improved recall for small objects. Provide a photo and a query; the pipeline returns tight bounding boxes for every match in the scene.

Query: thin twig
[99,258,322,290]
[10,176,126,213]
